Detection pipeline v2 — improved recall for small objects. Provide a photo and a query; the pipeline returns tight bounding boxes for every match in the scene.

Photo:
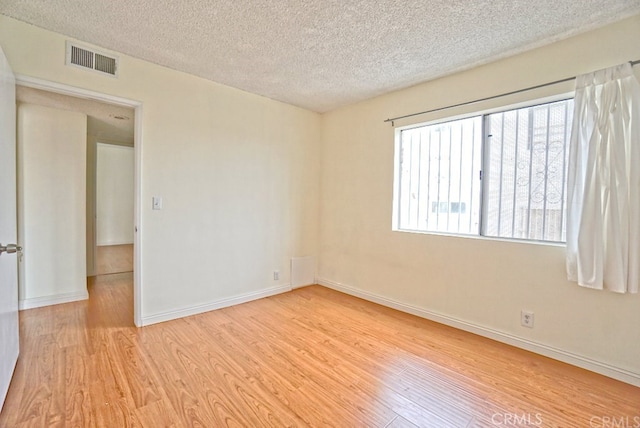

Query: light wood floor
[96,244,133,275]
[1,275,638,427]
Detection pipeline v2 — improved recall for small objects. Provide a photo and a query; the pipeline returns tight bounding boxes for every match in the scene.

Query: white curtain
[566,63,640,293]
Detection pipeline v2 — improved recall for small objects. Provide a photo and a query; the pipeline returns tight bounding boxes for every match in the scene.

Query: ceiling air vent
[66,41,118,77]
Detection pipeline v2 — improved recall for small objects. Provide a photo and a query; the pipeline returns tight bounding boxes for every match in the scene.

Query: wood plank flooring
[95,244,133,275]
[1,275,638,427]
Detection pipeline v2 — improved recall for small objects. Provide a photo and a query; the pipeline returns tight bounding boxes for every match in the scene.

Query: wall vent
[66,41,118,77]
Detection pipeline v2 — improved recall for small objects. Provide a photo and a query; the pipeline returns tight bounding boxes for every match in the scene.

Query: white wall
[318,15,640,383]
[0,16,321,322]
[96,143,134,246]
[17,103,87,308]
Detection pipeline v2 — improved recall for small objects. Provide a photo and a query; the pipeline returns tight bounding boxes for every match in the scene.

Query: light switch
[152,196,163,210]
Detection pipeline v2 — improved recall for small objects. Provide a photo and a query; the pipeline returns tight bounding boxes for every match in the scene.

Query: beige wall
[17,103,87,308]
[1,16,321,321]
[318,15,640,380]
[96,143,134,246]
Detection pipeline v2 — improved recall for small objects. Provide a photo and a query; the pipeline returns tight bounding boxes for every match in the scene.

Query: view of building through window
[395,99,574,243]
[397,116,482,235]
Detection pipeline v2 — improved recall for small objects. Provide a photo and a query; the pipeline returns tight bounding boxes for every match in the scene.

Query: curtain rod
[384,59,640,126]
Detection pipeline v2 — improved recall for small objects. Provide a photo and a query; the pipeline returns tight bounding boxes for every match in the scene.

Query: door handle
[0,243,22,255]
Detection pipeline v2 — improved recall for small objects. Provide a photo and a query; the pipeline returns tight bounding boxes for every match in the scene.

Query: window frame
[392,95,574,245]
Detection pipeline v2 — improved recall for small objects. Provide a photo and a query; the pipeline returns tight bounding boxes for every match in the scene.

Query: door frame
[16,75,144,326]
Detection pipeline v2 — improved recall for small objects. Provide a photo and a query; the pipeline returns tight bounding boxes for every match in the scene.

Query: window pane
[397,116,482,234]
[483,99,573,242]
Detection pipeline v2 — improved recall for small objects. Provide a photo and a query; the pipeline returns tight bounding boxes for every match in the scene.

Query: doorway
[15,77,142,326]
[93,142,135,276]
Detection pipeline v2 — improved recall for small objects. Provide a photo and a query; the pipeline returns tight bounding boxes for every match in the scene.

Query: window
[394,99,574,243]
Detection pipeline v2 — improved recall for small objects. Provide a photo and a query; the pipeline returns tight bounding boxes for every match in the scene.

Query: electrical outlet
[273,270,279,281]
[521,310,534,328]
[152,196,163,210]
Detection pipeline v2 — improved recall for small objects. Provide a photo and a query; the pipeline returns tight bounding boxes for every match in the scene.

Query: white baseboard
[141,284,292,326]
[316,277,640,387]
[19,290,89,310]
[97,240,134,246]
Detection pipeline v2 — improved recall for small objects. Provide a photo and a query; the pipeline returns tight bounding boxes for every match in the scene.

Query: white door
[0,45,19,411]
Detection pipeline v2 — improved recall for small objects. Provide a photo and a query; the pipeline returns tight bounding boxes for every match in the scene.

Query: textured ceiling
[3,1,640,112]
[17,86,135,143]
